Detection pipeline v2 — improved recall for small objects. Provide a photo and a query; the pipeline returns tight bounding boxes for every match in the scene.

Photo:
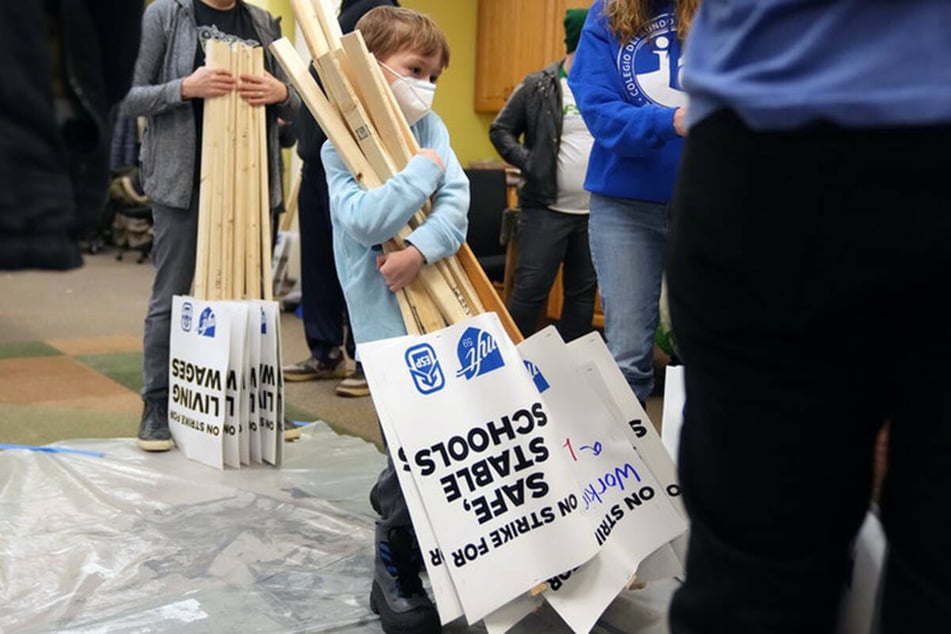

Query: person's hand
[238,70,289,106]
[376,245,426,292]
[673,106,688,137]
[181,66,235,99]
[417,148,445,171]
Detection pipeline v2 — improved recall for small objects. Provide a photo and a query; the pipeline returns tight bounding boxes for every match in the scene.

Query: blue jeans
[588,193,669,404]
[507,205,597,341]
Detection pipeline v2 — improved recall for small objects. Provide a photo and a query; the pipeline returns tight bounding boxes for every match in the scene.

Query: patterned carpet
[0,337,143,446]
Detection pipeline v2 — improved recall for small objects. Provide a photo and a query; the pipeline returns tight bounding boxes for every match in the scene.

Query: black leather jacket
[0,1,141,270]
[489,59,564,209]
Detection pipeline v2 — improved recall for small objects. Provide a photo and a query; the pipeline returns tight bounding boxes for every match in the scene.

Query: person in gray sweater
[121,0,299,451]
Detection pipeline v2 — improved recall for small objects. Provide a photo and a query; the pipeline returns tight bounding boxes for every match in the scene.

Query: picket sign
[372,396,466,625]
[517,328,687,633]
[222,305,248,468]
[169,296,282,470]
[257,300,284,467]
[361,316,690,630]
[169,297,231,470]
[567,335,689,581]
[360,313,601,625]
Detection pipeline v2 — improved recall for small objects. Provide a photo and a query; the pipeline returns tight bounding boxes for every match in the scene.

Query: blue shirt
[684,0,951,130]
[568,0,685,204]
[321,112,469,345]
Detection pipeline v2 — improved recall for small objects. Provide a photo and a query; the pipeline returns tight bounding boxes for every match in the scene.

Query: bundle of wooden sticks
[271,0,521,341]
[194,38,273,302]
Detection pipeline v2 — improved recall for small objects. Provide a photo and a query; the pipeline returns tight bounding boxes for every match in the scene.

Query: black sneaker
[369,526,440,634]
[137,398,173,452]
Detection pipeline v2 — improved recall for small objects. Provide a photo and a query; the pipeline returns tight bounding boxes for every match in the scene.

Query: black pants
[666,110,951,633]
[298,159,354,361]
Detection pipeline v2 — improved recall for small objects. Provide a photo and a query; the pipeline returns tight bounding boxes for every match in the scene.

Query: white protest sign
[246,312,262,464]
[372,396,466,625]
[255,301,282,467]
[238,321,251,466]
[482,593,543,634]
[222,302,248,469]
[168,296,229,470]
[359,313,600,624]
[837,510,885,634]
[660,364,685,465]
[568,334,688,574]
[518,328,687,632]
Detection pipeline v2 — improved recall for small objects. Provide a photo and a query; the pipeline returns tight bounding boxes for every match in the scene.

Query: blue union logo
[405,343,445,394]
[523,360,550,393]
[455,327,504,380]
[197,307,216,338]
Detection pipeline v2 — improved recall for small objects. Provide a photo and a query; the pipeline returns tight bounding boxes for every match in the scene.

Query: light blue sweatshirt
[684,0,951,130]
[321,111,470,344]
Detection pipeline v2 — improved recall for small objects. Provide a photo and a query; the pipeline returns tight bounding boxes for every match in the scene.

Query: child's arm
[322,141,447,248]
[321,113,469,264]
[401,114,470,266]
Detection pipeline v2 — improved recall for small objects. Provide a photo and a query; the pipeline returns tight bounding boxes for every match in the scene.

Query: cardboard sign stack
[360,316,689,632]
[169,37,284,470]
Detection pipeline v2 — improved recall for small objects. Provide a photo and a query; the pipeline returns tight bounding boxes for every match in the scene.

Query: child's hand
[417,148,445,171]
[376,245,426,292]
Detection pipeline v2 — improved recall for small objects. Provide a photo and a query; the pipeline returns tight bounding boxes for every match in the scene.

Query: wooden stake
[280,168,301,232]
[233,43,253,299]
[310,0,344,49]
[254,47,273,301]
[271,37,448,332]
[205,39,230,301]
[194,38,228,300]
[245,58,262,300]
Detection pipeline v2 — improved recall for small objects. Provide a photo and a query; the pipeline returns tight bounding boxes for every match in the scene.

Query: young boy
[320,7,469,633]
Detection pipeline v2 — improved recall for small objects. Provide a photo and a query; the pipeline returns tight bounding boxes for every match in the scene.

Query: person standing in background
[568,0,698,405]
[121,0,299,452]
[666,1,951,631]
[282,0,400,398]
[489,8,598,342]
[0,1,142,271]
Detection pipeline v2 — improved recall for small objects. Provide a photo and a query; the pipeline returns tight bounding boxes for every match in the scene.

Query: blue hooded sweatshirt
[568,0,684,204]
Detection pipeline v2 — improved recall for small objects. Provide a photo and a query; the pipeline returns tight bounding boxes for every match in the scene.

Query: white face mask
[379,61,436,126]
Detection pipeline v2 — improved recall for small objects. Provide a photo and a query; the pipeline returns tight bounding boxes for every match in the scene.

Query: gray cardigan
[121,0,300,210]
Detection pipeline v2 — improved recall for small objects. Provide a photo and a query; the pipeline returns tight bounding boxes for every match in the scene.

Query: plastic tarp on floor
[0,423,676,633]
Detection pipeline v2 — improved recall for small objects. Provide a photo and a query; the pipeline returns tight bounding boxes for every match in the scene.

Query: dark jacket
[121,0,299,211]
[296,0,399,164]
[0,0,142,270]
[489,59,564,209]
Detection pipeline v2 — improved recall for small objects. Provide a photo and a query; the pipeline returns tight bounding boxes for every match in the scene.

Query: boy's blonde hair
[355,6,450,70]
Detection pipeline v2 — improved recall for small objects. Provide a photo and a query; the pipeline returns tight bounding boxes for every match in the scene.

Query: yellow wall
[401,0,500,166]
[256,0,500,167]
